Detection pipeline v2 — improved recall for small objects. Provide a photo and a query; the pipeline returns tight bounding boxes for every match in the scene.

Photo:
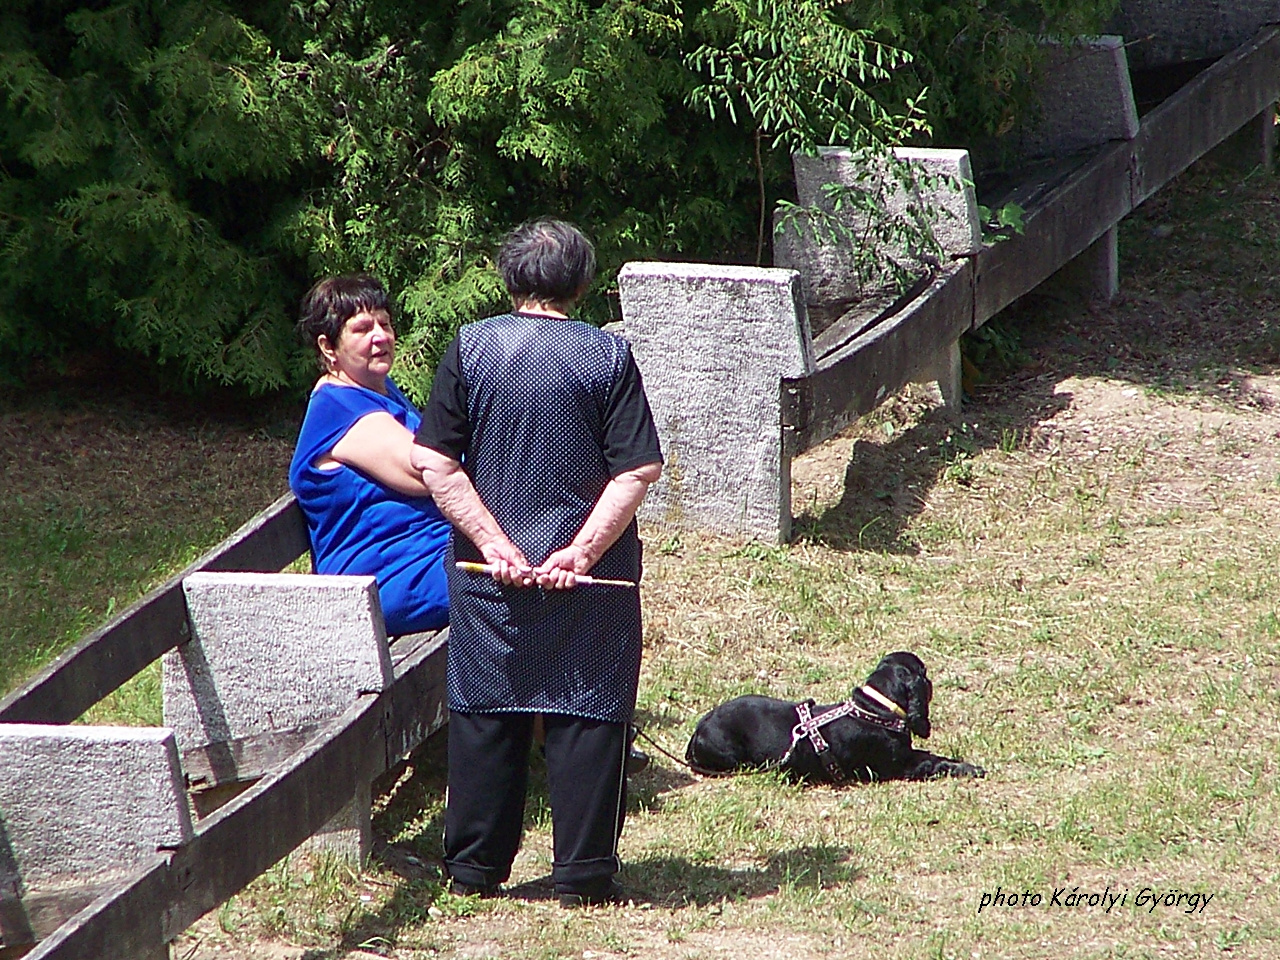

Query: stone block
[164,573,393,752]
[618,262,813,542]
[1208,103,1277,173]
[0,724,192,893]
[300,782,372,862]
[1043,224,1120,305]
[1017,36,1139,160]
[164,572,394,862]
[1111,1,1280,70]
[777,147,981,321]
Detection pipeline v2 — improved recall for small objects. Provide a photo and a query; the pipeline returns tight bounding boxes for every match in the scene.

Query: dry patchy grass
[176,163,1280,959]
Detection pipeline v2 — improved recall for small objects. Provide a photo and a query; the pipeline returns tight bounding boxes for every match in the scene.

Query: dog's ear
[905,673,932,739]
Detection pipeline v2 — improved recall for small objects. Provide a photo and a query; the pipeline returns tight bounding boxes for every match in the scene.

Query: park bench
[618,27,1280,542]
[0,495,449,960]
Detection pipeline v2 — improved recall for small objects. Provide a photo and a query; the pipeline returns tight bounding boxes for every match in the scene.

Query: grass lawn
[0,390,296,723]
[5,160,1280,959]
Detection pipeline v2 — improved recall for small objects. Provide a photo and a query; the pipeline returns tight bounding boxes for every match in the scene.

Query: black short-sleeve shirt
[415,312,663,722]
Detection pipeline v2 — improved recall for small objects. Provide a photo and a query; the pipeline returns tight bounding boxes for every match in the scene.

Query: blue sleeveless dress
[289,378,450,636]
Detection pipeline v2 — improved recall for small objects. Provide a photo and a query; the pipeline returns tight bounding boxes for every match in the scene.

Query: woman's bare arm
[534,461,663,589]
[410,442,532,585]
[325,412,430,496]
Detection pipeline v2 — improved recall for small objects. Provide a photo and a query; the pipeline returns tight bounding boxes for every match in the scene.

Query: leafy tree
[0,0,316,392]
[0,0,1118,398]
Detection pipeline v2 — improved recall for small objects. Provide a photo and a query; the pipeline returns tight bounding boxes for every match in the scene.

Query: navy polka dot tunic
[416,313,663,722]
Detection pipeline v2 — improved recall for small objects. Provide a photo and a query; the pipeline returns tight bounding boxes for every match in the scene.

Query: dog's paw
[937,760,985,779]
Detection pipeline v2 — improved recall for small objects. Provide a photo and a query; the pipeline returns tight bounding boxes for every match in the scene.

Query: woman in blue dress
[289,274,450,636]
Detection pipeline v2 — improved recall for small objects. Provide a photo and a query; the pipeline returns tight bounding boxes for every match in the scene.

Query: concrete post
[777,146,983,335]
[164,573,394,862]
[1016,36,1139,161]
[778,146,981,416]
[0,724,192,958]
[1087,226,1121,302]
[1049,224,1120,304]
[618,263,814,543]
[916,339,964,419]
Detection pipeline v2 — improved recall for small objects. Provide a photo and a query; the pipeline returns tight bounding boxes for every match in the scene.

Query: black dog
[685,652,985,783]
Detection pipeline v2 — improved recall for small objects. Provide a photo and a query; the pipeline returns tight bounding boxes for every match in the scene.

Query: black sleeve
[602,346,663,477]
[414,335,470,461]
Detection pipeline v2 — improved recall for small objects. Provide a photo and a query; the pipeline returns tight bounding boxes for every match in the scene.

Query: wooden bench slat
[783,261,974,455]
[178,629,444,790]
[28,631,448,960]
[1133,26,1280,205]
[0,882,119,951]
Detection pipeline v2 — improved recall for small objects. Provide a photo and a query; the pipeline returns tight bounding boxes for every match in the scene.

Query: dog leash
[634,726,793,779]
[633,726,697,771]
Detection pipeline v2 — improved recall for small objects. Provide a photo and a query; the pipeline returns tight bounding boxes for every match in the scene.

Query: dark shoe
[449,879,499,898]
[558,880,624,909]
[626,744,650,775]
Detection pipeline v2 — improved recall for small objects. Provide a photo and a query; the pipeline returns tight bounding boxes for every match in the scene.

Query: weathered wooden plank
[811,270,937,363]
[973,139,1133,324]
[782,261,974,455]
[382,628,451,767]
[388,629,443,670]
[0,494,309,725]
[201,493,311,576]
[181,722,327,791]
[27,631,449,960]
[22,858,172,960]
[1132,26,1280,204]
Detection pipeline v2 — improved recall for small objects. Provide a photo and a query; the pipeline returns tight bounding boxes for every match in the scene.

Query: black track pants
[443,710,628,895]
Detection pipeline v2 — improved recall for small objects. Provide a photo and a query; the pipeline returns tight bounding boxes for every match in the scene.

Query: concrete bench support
[618,263,814,543]
[1048,223,1120,304]
[163,573,394,862]
[776,146,982,335]
[918,338,964,415]
[1017,36,1139,160]
[0,724,192,958]
[1210,102,1277,173]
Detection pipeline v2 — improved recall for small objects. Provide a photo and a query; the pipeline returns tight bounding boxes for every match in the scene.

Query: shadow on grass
[795,163,1280,555]
[313,843,863,956]
[623,845,863,907]
[793,375,1073,553]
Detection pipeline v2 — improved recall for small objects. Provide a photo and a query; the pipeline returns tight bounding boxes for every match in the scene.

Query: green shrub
[0,0,1117,398]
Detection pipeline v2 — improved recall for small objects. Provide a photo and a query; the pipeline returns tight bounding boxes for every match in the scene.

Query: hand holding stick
[455,560,635,588]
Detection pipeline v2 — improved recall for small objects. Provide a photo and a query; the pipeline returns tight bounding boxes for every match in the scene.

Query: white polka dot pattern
[445,314,649,722]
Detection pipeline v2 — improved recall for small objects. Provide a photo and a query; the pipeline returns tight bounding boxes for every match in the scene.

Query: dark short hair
[297,274,391,365]
[497,218,596,304]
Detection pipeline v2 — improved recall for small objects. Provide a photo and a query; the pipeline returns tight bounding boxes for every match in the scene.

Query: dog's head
[865,651,933,739]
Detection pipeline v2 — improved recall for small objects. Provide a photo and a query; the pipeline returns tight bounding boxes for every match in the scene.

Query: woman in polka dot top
[413,218,663,907]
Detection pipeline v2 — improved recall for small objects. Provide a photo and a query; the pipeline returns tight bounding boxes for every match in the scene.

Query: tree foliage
[0,0,1117,398]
